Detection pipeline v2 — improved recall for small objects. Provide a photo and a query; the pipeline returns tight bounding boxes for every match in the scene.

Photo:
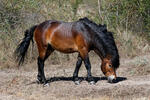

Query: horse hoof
[36,79,42,84]
[43,83,49,87]
[89,81,95,85]
[74,81,80,85]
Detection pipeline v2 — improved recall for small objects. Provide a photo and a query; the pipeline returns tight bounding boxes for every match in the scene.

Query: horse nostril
[111,78,117,83]
[107,75,116,83]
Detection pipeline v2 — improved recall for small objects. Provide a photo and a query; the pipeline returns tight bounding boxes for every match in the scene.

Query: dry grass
[0,1,150,99]
[115,28,150,58]
[0,55,150,100]
[0,0,150,68]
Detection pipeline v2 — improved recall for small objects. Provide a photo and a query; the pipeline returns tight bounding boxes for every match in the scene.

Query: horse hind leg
[37,56,46,84]
[37,44,54,86]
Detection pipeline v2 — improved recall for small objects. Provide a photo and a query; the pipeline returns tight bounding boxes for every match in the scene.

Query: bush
[0,0,149,67]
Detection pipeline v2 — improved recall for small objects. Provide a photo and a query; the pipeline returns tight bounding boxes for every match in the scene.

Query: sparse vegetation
[0,1,150,99]
[0,0,150,66]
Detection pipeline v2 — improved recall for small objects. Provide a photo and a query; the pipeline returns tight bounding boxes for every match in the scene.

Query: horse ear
[103,24,107,28]
[79,17,89,21]
[83,17,88,20]
[99,24,107,28]
[99,24,107,33]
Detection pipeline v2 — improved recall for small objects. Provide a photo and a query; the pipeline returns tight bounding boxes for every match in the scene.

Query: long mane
[79,17,120,68]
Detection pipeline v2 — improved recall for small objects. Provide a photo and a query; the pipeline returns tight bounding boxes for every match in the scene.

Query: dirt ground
[0,54,150,100]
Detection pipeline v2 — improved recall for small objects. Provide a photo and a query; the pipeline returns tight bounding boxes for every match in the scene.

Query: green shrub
[0,0,149,67]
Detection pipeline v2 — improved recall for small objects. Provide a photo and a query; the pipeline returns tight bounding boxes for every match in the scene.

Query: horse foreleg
[73,54,82,85]
[83,55,95,85]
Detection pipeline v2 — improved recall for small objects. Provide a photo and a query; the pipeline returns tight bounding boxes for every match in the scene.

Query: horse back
[34,20,90,54]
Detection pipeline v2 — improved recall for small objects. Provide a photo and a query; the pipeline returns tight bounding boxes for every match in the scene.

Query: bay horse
[15,17,119,86]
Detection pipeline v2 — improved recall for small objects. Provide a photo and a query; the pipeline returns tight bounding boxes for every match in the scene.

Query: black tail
[14,25,37,66]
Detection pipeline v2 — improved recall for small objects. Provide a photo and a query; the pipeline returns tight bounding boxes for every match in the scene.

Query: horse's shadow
[46,76,127,83]
[26,76,127,85]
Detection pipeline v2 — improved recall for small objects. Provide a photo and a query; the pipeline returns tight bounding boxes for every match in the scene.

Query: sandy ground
[0,54,150,100]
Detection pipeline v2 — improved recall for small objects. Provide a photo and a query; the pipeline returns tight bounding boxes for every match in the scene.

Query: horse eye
[109,65,112,68]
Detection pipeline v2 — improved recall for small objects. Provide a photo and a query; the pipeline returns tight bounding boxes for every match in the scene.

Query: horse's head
[101,57,117,83]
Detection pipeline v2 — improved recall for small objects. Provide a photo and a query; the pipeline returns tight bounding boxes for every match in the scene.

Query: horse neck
[92,33,119,66]
[92,33,107,58]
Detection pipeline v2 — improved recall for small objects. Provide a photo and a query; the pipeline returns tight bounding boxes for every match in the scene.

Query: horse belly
[50,37,78,53]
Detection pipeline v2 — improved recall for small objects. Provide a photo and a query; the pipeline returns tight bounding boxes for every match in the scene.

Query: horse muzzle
[107,75,116,83]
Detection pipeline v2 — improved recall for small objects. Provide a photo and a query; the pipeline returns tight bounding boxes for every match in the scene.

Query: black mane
[79,17,120,68]
[79,17,107,33]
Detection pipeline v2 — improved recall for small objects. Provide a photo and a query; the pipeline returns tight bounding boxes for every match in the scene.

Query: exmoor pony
[15,17,119,86]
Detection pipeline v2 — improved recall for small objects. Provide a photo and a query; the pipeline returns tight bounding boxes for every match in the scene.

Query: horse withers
[15,17,119,86]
